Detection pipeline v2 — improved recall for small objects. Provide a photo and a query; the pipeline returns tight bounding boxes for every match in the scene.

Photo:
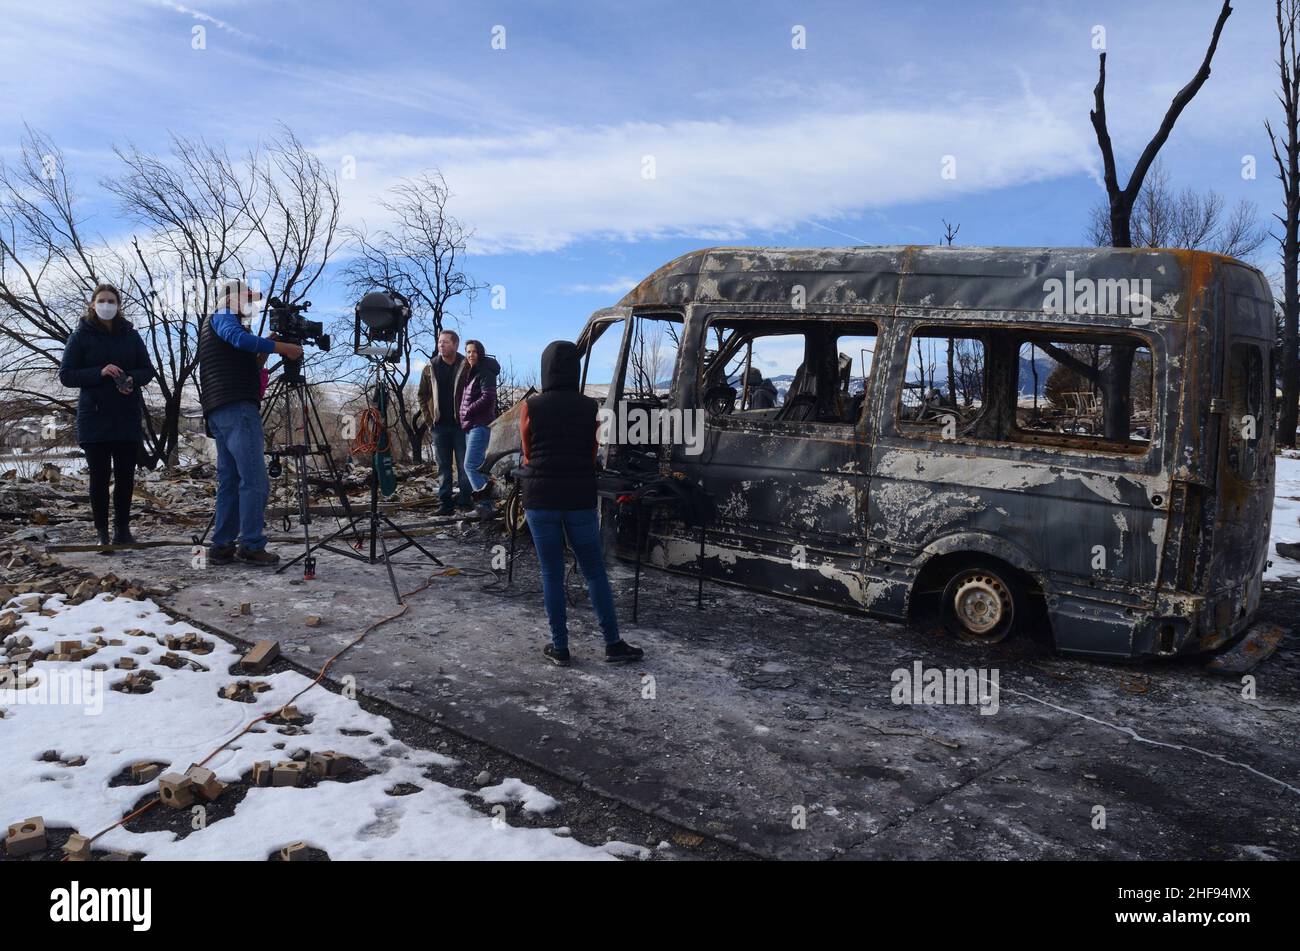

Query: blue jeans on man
[432,424,471,508]
[208,401,269,551]
[524,507,619,650]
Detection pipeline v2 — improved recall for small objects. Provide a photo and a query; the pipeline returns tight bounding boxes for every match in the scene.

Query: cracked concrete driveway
[52,521,1300,860]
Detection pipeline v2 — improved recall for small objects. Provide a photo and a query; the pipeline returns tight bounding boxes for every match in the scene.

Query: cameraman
[199,279,302,566]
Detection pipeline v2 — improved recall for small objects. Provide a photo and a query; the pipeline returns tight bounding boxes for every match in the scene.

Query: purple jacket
[459,356,499,431]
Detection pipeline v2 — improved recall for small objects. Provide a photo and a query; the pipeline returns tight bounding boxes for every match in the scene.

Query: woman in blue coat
[58,284,156,549]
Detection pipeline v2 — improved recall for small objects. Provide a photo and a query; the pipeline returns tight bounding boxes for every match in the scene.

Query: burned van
[486,246,1276,659]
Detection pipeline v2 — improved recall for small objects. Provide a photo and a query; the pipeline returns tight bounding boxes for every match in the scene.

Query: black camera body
[267,296,331,352]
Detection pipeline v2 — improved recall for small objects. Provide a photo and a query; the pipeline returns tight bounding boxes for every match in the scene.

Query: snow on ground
[1269,451,1300,581]
[0,592,619,860]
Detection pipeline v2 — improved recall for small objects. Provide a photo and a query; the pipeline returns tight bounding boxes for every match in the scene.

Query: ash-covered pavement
[48,520,1300,860]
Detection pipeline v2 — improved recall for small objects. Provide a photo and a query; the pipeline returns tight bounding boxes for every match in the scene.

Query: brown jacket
[418,353,467,430]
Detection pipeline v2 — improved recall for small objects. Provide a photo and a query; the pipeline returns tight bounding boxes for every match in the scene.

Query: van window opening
[896,327,1155,450]
[581,317,625,400]
[621,314,683,404]
[701,318,878,425]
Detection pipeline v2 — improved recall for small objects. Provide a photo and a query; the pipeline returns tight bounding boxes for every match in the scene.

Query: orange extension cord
[350,407,385,456]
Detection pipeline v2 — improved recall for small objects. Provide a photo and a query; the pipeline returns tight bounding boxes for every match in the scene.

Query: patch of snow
[478,778,560,815]
[0,594,615,860]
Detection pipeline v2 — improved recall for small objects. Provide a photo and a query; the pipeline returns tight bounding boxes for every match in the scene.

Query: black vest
[198,314,260,415]
[520,390,598,510]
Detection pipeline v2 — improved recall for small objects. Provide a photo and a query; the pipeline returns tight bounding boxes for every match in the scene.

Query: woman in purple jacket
[459,340,499,518]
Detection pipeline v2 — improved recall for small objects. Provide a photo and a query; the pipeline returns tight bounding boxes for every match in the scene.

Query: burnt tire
[504,485,528,536]
[939,560,1025,645]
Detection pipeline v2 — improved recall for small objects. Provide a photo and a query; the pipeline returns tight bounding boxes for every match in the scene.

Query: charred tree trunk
[1089,2,1232,247]
[1270,0,1300,446]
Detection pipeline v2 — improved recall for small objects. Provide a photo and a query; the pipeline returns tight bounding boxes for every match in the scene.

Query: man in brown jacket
[418,329,471,514]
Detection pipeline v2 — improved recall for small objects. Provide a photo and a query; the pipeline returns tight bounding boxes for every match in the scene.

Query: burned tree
[106,130,343,466]
[0,125,344,469]
[1076,1,1233,440]
[1268,0,1300,446]
[1086,162,1266,258]
[342,171,479,463]
[1089,0,1233,248]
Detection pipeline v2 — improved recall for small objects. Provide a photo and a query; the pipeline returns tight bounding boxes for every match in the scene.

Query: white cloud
[319,95,1096,254]
[559,277,641,295]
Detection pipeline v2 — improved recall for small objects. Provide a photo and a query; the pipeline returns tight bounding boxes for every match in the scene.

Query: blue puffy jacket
[58,317,156,444]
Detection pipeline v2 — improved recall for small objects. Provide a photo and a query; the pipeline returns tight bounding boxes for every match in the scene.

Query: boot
[113,522,135,546]
[95,525,113,555]
[236,546,281,567]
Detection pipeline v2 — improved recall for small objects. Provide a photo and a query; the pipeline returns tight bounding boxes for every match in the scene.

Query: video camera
[267,296,331,352]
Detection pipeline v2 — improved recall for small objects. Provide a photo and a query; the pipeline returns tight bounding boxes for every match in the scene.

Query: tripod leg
[373,515,404,604]
[303,384,364,544]
[378,518,443,565]
[507,497,518,583]
[697,523,705,610]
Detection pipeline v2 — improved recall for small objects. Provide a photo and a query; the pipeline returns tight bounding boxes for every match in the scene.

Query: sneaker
[605,640,644,663]
[235,546,280,566]
[471,479,495,502]
[543,644,572,667]
[209,543,236,565]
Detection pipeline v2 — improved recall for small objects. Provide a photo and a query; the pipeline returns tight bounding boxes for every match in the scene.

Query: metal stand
[301,356,442,604]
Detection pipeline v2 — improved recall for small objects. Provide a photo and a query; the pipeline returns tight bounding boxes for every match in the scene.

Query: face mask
[94,302,117,321]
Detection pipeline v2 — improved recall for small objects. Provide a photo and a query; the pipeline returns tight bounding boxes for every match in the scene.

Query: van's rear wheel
[940,561,1023,644]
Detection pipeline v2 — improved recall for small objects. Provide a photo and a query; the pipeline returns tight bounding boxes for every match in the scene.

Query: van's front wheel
[940,561,1024,644]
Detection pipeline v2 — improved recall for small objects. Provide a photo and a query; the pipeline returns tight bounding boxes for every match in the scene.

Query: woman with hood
[58,284,156,551]
[458,339,499,519]
[517,340,644,667]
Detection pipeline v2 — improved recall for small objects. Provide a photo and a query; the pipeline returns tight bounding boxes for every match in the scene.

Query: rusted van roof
[617,245,1270,320]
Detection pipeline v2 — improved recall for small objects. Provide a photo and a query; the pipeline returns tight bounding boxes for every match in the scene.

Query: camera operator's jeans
[524,507,620,650]
[463,425,490,491]
[432,425,471,507]
[208,400,269,552]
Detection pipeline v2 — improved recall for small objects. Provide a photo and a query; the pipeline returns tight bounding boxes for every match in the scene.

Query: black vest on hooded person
[519,341,597,511]
[521,389,598,510]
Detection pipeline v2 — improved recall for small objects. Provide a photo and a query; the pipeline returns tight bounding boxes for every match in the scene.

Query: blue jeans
[208,401,269,551]
[432,425,470,506]
[464,425,490,491]
[525,507,620,650]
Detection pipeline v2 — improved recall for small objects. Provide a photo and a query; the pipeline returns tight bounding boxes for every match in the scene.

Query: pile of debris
[0,544,169,605]
[0,458,477,548]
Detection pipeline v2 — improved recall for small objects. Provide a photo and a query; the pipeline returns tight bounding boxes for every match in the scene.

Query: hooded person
[517,340,643,667]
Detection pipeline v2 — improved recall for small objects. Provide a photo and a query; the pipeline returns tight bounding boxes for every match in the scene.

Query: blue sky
[0,0,1284,376]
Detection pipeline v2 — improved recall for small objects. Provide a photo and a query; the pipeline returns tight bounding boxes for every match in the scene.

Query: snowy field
[0,593,636,861]
[1269,451,1300,580]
